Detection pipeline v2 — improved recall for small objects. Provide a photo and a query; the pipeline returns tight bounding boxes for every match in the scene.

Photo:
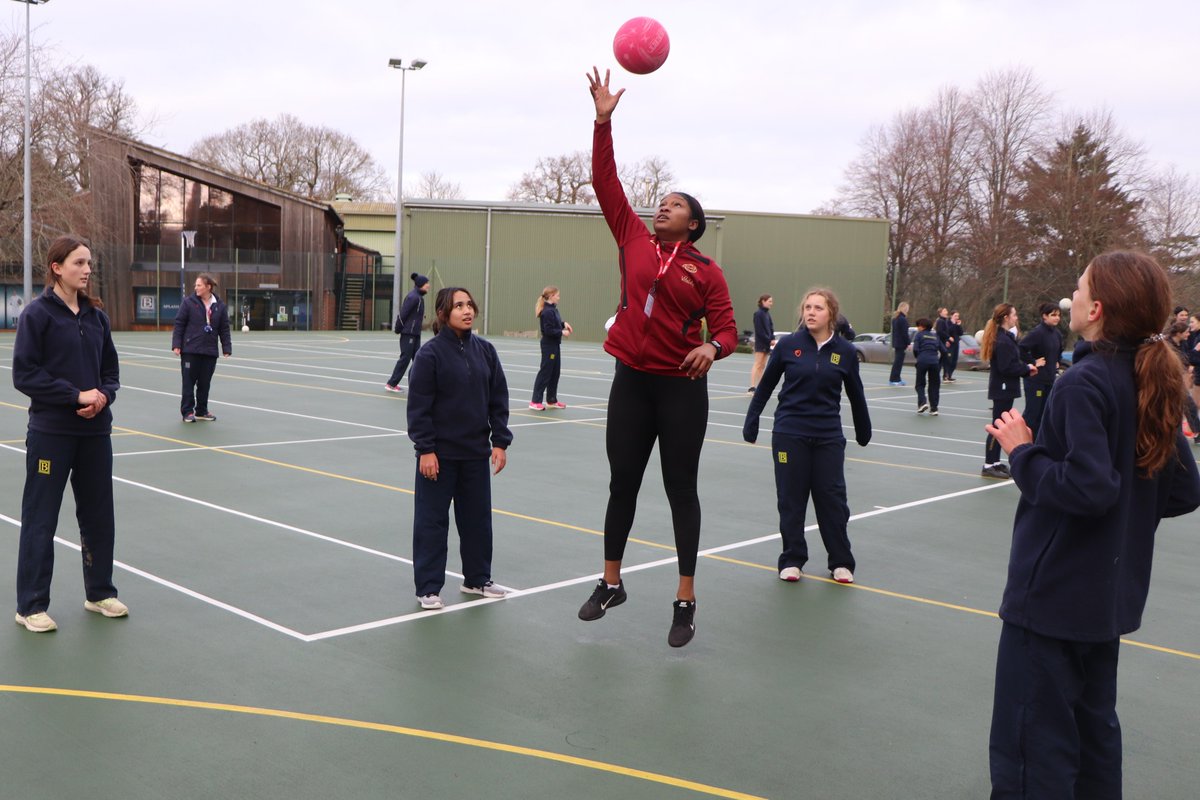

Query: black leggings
[604,361,708,576]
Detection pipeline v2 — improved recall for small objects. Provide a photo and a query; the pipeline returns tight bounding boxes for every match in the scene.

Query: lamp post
[387,57,426,323]
[12,0,50,306]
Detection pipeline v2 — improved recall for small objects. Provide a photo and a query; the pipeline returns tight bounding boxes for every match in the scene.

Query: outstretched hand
[587,67,625,122]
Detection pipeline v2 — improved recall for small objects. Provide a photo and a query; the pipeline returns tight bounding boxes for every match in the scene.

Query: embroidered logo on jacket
[38,459,51,475]
[777,451,788,464]
[680,275,694,286]
[794,349,802,357]
[831,353,841,365]
[681,263,698,274]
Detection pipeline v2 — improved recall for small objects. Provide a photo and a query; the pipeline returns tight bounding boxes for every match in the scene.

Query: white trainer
[15,611,58,632]
[778,567,802,582]
[418,594,444,610]
[84,597,129,617]
[832,567,855,584]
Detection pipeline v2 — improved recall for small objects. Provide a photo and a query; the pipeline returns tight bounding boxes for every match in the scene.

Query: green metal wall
[345,203,888,342]
[716,212,890,336]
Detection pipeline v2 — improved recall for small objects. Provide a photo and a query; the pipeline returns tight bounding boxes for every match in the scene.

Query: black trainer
[578,579,626,621]
[668,599,696,647]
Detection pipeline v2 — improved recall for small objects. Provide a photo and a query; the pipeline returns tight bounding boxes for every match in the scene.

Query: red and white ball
[613,17,670,75]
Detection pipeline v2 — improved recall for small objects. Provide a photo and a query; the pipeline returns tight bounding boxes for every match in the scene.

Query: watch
[709,340,723,358]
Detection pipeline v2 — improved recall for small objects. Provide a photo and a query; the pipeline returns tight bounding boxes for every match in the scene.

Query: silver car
[852,331,986,370]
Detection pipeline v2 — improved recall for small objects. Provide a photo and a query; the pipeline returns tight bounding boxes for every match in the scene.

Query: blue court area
[1,330,1197,798]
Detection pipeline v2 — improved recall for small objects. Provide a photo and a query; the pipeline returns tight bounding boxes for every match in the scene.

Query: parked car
[852,331,986,370]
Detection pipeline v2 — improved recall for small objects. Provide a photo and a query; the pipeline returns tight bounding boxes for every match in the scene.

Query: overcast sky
[7,0,1198,214]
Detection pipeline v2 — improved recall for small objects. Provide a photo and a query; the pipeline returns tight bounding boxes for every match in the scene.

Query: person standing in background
[944,310,964,382]
[889,302,910,386]
[749,294,775,392]
[1018,302,1065,438]
[172,272,232,423]
[530,285,573,410]
[385,272,430,393]
[981,303,1041,478]
[912,318,947,415]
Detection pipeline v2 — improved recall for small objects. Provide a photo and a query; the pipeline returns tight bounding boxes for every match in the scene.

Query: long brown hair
[45,235,104,310]
[1086,251,1181,475]
[980,303,1014,362]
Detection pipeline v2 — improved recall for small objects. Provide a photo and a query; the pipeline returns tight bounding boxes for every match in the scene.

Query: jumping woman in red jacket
[577,68,737,648]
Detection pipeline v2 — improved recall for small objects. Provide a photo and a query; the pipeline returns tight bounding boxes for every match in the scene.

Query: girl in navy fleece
[1017,302,1064,437]
[11,236,126,632]
[749,293,775,392]
[406,287,513,610]
[911,317,947,415]
[744,288,871,585]
[171,272,232,422]
[529,285,572,410]
[985,251,1200,797]
[980,304,1041,478]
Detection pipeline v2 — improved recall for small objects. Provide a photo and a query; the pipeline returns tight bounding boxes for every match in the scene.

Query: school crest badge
[831,353,841,365]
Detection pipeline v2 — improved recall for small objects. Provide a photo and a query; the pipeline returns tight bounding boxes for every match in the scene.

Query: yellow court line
[0,685,765,800]
[708,554,1200,661]
[111,426,674,552]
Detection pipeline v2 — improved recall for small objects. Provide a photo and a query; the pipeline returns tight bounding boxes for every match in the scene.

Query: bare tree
[507,151,595,204]
[1,35,150,268]
[41,64,148,191]
[836,109,927,318]
[961,68,1051,288]
[408,170,463,200]
[619,156,675,207]
[190,114,390,201]
[1139,166,1200,273]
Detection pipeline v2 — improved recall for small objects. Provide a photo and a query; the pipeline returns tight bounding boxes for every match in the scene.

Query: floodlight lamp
[388,58,403,68]
[410,59,427,70]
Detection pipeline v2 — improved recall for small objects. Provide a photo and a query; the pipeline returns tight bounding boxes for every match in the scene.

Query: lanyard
[653,240,683,281]
[645,240,682,318]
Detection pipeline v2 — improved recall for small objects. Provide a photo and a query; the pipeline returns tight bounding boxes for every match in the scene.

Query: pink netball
[613,17,670,75]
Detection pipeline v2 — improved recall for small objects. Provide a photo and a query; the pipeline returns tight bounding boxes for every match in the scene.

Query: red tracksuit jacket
[592,120,737,376]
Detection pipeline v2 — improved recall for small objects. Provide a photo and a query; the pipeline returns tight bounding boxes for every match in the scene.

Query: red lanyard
[653,240,683,281]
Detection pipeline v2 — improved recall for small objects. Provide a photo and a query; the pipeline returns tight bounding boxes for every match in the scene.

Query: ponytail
[535,285,557,319]
[1134,336,1185,475]
[980,303,1013,362]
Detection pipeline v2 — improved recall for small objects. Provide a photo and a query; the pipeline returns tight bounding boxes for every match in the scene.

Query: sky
[6,0,1199,215]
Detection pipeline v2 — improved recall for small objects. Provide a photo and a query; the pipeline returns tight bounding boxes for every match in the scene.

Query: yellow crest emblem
[38,459,51,475]
[831,353,841,365]
[777,451,788,464]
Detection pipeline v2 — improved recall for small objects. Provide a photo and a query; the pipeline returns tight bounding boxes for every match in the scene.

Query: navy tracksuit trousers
[772,432,854,573]
[412,457,494,597]
[388,334,421,387]
[1023,379,1053,438]
[531,338,561,404]
[180,353,218,417]
[915,364,940,410]
[986,397,1016,464]
[17,430,118,616]
[990,622,1122,799]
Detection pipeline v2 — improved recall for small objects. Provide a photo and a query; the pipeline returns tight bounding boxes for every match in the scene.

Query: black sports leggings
[604,361,708,576]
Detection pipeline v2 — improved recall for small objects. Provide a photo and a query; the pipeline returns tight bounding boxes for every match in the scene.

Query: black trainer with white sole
[668,599,696,647]
[578,579,626,621]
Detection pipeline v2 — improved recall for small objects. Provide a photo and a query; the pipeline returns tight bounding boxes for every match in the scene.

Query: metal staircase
[339,274,364,331]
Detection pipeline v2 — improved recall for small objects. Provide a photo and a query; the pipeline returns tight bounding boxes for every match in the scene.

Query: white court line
[302,480,1016,641]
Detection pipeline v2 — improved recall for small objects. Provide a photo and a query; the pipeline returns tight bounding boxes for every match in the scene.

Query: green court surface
[1,331,1197,799]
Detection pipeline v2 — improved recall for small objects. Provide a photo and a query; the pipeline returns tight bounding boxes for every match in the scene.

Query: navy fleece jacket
[12,287,120,436]
[406,326,512,459]
[1001,341,1200,641]
[743,327,871,446]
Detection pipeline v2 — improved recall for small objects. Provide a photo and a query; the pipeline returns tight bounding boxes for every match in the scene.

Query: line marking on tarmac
[0,685,767,800]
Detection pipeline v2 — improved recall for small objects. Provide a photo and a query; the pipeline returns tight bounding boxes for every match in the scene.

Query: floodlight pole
[14,0,50,305]
[388,58,426,324]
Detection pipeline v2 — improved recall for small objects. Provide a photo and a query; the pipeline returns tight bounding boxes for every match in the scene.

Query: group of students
[12,67,1200,798]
